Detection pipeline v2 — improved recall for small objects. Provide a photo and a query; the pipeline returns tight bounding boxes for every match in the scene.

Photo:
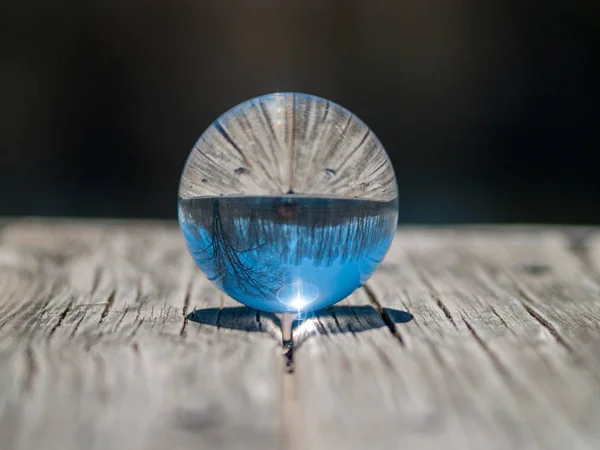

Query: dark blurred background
[1,1,598,223]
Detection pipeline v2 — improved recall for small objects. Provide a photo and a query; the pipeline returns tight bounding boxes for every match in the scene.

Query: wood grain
[1,221,600,450]
[0,220,283,450]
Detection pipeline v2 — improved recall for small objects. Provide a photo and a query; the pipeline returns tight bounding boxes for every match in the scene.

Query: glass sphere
[178,93,398,314]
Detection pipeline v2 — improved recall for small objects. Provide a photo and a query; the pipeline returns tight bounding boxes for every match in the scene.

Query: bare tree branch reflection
[180,196,397,306]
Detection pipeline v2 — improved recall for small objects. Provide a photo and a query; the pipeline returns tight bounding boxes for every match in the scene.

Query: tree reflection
[180,196,397,312]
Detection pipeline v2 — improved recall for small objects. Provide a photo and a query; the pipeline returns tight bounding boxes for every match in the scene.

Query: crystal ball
[178,93,398,314]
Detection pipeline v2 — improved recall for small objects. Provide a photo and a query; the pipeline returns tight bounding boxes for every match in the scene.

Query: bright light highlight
[277,280,319,311]
[290,295,307,310]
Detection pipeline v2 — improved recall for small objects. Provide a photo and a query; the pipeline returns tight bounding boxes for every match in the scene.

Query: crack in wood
[112,308,130,333]
[281,314,296,374]
[70,309,87,338]
[47,299,73,340]
[98,290,116,325]
[283,340,294,374]
[212,293,225,330]
[180,280,192,337]
[489,305,514,334]
[435,297,457,329]
[326,306,350,335]
[463,317,511,379]
[132,304,142,326]
[347,303,364,327]
[255,310,263,333]
[129,318,144,338]
[215,307,223,330]
[362,283,405,347]
[314,315,328,335]
[515,288,575,354]
[180,316,189,337]
[408,254,458,328]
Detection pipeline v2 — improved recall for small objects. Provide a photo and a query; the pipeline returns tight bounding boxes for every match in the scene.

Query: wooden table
[1,220,600,450]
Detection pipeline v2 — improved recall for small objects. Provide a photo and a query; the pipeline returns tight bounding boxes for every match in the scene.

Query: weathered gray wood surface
[1,220,600,450]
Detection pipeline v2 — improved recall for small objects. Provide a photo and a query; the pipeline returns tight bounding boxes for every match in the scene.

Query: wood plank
[0,220,284,450]
[293,227,600,450]
[1,221,600,450]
